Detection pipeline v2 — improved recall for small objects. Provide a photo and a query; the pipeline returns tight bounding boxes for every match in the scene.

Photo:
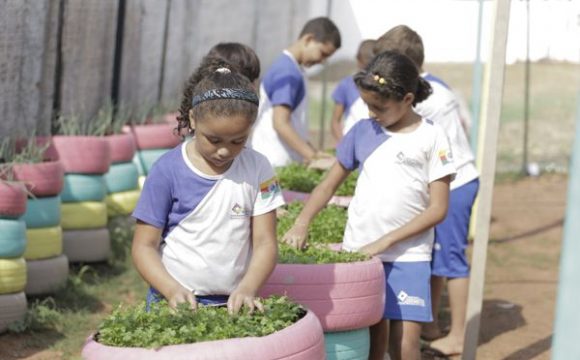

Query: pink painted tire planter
[52,136,111,174]
[282,190,352,208]
[107,132,136,164]
[259,257,385,332]
[131,124,181,150]
[81,310,325,360]
[12,161,65,197]
[0,182,27,218]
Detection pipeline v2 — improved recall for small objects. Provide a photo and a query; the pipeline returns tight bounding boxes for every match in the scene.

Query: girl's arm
[228,210,278,314]
[131,220,196,309]
[330,104,345,143]
[282,162,351,249]
[359,176,451,256]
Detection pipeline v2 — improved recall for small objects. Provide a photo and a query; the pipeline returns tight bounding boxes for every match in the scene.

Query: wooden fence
[0,0,309,138]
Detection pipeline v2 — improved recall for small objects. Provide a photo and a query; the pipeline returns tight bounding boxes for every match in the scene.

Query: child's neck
[286,43,304,65]
[386,111,422,133]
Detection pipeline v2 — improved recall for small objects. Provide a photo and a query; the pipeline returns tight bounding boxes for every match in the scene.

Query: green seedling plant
[96,296,304,348]
[8,298,63,333]
[278,243,368,264]
[277,202,347,244]
[276,163,358,196]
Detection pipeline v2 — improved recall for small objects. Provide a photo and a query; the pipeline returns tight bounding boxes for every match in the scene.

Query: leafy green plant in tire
[278,243,369,264]
[96,296,304,348]
[277,202,347,244]
[276,163,358,196]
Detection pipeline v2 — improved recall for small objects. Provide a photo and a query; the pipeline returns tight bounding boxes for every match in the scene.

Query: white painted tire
[0,258,27,295]
[63,228,110,263]
[260,257,386,332]
[0,292,27,334]
[24,226,63,260]
[105,190,140,217]
[61,202,108,230]
[82,310,325,360]
[25,254,69,295]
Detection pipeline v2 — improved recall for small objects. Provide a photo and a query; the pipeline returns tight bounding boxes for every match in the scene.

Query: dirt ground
[422,174,566,360]
[0,174,568,360]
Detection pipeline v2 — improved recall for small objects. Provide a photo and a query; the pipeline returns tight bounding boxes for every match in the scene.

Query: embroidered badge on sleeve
[260,177,281,199]
[438,149,453,165]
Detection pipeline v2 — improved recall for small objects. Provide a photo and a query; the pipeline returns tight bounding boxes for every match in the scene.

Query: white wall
[320,0,580,64]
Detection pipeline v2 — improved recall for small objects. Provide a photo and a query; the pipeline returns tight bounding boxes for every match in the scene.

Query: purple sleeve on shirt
[336,119,390,171]
[132,162,173,229]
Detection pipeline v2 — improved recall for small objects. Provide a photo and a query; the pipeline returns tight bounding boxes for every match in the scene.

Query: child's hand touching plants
[166,284,197,310]
[228,286,264,315]
[282,221,309,250]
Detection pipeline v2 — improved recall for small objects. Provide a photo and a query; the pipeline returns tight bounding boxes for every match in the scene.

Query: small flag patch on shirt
[260,177,281,199]
[438,149,452,165]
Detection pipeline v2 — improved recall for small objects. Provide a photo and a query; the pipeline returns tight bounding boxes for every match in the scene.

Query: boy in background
[250,17,341,168]
[330,39,376,142]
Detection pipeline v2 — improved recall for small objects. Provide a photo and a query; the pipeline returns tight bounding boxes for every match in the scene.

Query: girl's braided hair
[176,57,258,136]
[354,50,432,106]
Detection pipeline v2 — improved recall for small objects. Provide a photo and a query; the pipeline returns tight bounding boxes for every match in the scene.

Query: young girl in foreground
[282,51,456,360]
[132,59,284,315]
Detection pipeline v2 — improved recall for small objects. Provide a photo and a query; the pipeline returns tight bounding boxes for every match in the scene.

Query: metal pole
[470,0,485,153]
[522,0,531,175]
[552,91,580,360]
[318,0,332,150]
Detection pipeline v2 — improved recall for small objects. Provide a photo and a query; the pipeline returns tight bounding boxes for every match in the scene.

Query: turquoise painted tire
[0,219,27,258]
[104,163,139,194]
[325,328,370,360]
[25,254,69,295]
[0,292,27,334]
[61,174,106,203]
[139,148,170,175]
[22,196,61,228]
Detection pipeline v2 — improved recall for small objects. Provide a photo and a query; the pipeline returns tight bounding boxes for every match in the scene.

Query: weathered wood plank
[119,0,167,113]
[58,0,118,125]
[0,0,59,137]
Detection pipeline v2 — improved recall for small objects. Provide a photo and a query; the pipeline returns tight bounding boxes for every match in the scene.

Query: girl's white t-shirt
[337,118,456,262]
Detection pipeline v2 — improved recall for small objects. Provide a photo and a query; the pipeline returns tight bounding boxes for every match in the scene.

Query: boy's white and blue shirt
[133,141,284,295]
[415,73,478,190]
[249,50,308,167]
[332,75,369,135]
[337,118,456,262]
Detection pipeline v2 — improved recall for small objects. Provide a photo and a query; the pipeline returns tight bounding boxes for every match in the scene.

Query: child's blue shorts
[432,178,479,279]
[383,261,432,322]
[146,287,229,311]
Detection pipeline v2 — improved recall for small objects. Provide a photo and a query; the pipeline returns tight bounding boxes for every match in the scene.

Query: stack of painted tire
[13,159,68,295]
[0,181,28,333]
[81,310,325,359]
[131,120,181,189]
[260,257,385,360]
[53,136,112,263]
[105,132,140,217]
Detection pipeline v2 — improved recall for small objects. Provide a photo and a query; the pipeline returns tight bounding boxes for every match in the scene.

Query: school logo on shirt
[397,290,426,307]
[439,149,452,165]
[260,176,281,200]
[396,151,422,169]
[231,203,250,218]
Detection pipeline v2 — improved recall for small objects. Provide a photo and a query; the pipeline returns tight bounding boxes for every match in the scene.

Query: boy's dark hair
[356,39,377,67]
[374,25,425,68]
[207,42,261,82]
[176,58,258,135]
[354,50,431,106]
[299,17,341,49]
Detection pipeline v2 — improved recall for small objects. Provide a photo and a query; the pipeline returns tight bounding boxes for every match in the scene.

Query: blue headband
[191,88,259,108]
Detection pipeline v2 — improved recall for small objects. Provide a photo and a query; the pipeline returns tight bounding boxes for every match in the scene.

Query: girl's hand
[166,285,197,310]
[228,287,264,315]
[308,152,336,170]
[358,240,385,257]
[281,222,309,249]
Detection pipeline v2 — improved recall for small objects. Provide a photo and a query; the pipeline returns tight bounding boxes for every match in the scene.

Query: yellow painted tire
[61,201,107,230]
[24,226,63,260]
[106,190,140,217]
[0,258,27,294]
[25,254,69,296]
